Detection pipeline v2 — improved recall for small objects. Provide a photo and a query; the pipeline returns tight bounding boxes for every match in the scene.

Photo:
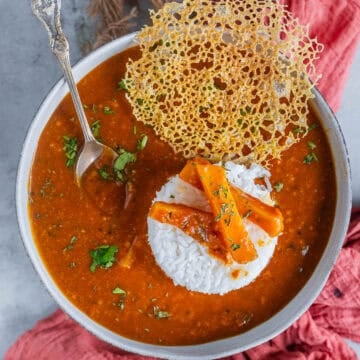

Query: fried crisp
[124,0,323,166]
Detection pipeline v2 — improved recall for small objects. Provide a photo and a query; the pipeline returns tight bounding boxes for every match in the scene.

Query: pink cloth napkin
[281,0,360,112]
[6,0,360,359]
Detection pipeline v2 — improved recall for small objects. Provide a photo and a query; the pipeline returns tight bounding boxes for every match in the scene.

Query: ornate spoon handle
[32,0,94,142]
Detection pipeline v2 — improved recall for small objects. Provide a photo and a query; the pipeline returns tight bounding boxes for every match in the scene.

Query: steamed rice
[147,162,278,295]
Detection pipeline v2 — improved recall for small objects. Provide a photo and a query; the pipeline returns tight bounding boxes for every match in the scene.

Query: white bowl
[16,32,352,359]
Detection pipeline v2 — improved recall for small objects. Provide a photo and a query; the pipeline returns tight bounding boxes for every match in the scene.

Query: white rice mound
[147,162,278,295]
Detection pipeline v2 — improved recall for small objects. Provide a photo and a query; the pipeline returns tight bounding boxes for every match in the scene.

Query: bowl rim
[16,32,352,359]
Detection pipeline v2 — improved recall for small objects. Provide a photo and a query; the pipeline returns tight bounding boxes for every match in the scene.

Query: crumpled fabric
[281,0,360,112]
[6,0,360,359]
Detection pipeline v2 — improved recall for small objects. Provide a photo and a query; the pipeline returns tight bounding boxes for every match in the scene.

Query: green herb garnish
[293,127,306,134]
[103,106,115,115]
[98,166,111,180]
[153,306,170,319]
[91,120,101,138]
[308,123,318,131]
[215,203,232,222]
[118,79,128,91]
[273,182,284,192]
[137,135,148,151]
[136,98,144,106]
[63,235,77,253]
[303,152,319,164]
[112,287,127,311]
[63,136,78,167]
[89,245,118,272]
[307,141,316,150]
[112,287,127,295]
[113,149,137,182]
[230,243,241,251]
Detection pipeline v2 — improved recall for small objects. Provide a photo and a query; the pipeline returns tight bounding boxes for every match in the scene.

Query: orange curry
[29,47,336,345]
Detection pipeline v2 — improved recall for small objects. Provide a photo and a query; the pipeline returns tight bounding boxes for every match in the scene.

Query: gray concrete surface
[0,1,359,358]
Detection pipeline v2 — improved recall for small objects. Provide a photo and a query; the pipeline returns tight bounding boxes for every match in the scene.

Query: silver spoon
[32,0,118,185]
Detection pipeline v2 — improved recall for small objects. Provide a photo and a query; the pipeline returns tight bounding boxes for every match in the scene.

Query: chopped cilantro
[137,135,148,151]
[293,127,306,134]
[303,152,319,164]
[112,287,126,311]
[113,149,137,182]
[63,235,77,253]
[215,203,232,222]
[153,306,170,319]
[307,141,316,150]
[89,245,118,272]
[308,123,318,131]
[103,106,115,115]
[118,79,128,91]
[112,287,127,295]
[98,166,111,180]
[230,243,241,251]
[63,136,78,167]
[214,213,222,222]
[136,98,144,106]
[70,235,77,245]
[273,182,284,192]
[91,120,101,138]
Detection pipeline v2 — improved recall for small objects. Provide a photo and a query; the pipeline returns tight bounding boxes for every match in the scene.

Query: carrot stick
[231,188,284,237]
[119,236,137,269]
[195,164,258,264]
[179,157,211,188]
[180,158,283,237]
[149,201,228,262]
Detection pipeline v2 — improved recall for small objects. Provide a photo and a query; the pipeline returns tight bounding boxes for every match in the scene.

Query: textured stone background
[0,0,359,357]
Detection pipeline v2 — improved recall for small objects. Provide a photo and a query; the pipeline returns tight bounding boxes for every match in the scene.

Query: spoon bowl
[76,140,110,184]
